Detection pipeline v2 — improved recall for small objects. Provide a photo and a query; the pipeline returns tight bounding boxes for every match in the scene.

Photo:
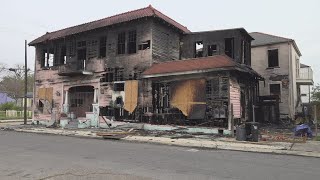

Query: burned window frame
[208,44,218,56]
[117,32,126,55]
[194,41,203,58]
[41,48,55,68]
[99,36,107,58]
[224,38,234,59]
[138,40,150,50]
[114,82,125,91]
[59,45,67,65]
[128,30,137,54]
[268,49,279,68]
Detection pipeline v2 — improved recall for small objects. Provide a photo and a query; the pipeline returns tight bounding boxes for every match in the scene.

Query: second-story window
[99,36,107,58]
[208,45,217,56]
[195,41,203,58]
[128,30,137,54]
[42,48,54,68]
[268,49,279,68]
[60,45,67,65]
[117,32,126,54]
[225,38,234,58]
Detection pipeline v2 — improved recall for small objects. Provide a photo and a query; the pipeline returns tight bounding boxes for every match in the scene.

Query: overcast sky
[0,0,319,83]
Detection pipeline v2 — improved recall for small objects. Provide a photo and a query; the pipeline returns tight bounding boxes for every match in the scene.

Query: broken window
[114,82,125,91]
[99,36,107,58]
[87,40,98,60]
[195,41,203,58]
[208,45,217,56]
[115,68,124,81]
[138,40,150,50]
[128,30,137,54]
[101,68,114,83]
[77,41,86,48]
[117,32,126,54]
[60,45,67,65]
[67,40,76,57]
[77,40,87,69]
[42,48,54,68]
[225,38,234,58]
[268,49,279,67]
[270,84,281,97]
[133,69,142,80]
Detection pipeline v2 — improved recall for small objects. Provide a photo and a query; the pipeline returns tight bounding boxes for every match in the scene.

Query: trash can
[245,122,259,142]
[236,125,247,141]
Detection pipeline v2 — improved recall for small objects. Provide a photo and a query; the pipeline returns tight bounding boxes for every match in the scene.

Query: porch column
[92,88,99,128]
[93,88,98,104]
[63,90,69,114]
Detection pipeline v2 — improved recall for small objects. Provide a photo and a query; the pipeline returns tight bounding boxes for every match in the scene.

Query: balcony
[58,60,94,76]
[296,66,313,85]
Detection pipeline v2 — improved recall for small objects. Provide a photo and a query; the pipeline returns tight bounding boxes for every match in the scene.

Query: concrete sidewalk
[5,126,319,158]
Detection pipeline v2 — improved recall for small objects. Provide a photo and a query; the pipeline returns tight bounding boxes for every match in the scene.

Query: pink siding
[230,78,241,118]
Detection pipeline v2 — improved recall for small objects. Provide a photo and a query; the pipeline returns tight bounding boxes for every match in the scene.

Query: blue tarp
[294,124,313,138]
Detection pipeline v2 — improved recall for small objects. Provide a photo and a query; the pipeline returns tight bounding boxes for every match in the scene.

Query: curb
[10,128,320,158]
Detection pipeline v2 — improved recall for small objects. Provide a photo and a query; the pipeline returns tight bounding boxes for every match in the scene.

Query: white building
[250,32,313,121]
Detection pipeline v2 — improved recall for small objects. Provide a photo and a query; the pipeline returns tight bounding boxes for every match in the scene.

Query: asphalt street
[0,130,319,180]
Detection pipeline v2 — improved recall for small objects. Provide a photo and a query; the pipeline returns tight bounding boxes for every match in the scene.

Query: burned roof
[29,5,190,46]
[142,55,262,79]
[250,32,301,56]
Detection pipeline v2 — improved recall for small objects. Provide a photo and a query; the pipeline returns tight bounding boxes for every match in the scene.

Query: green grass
[315,136,320,141]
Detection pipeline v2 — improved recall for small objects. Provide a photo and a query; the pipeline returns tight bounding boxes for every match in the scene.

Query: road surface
[0,131,319,180]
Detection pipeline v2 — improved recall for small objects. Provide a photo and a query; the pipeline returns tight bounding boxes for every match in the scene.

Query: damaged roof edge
[29,5,190,46]
[185,28,254,40]
[142,67,236,78]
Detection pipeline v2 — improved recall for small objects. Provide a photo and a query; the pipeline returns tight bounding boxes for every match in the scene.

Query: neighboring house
[29,5,262,130]
[16,92,33,110]
[0,92,14,104]
[250,32,313,122]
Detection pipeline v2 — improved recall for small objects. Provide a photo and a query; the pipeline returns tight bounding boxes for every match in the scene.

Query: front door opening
[69,86,94,117]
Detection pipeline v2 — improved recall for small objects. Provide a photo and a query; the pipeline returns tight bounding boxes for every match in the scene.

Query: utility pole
[24,40,27,125]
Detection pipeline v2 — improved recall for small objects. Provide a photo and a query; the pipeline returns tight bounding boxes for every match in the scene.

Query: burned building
[30,5,262,130]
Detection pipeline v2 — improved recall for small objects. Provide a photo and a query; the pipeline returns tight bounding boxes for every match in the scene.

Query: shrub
[0,102,22,111]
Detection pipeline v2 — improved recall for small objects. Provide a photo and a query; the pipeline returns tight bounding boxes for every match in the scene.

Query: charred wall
[181,29,252,65]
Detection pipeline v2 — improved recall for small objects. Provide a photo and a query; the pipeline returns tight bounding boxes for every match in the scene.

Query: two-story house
[250,32,313,123]
[30,5,262,131]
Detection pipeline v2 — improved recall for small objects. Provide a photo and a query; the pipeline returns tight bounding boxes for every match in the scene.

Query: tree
[0,64,34,101]
[311,84,320,104]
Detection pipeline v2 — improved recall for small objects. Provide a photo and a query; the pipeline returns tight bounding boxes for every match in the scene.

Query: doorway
[69,86,94,117]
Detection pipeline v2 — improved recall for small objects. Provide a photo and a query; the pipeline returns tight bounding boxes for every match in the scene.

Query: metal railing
[298,67,313,81]
[58,60,89,74]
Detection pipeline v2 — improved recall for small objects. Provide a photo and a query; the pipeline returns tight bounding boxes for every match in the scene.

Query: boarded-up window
[38,87,53,103]
[170,79,206,119]
[124,80,138,113]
